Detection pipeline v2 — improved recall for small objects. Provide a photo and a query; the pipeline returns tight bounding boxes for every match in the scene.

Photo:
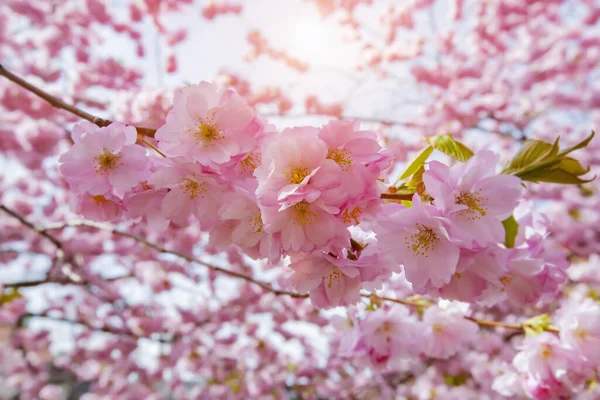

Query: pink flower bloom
[210,191,282,263]
[331,311,361,356]
[513,332,590,399]
[317,120,391,221]
[155,82,258,165]
[261,199,349,253]
[437,248,503,302]
[361,306,422,368]
[375,194,459,293]
[421,303,479,359]
[74,192,126,222]
[558,298,600,367]
[423,150,522,248]
[59,122,150,197]
[287,253,363,308]
[147,160,227,228]
[479,248,545,307]
[124,185,170,232]
[255,126,342,208]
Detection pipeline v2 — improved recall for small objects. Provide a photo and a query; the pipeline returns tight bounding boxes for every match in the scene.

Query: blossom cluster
[56,80,592,399]
[58,81,569,313]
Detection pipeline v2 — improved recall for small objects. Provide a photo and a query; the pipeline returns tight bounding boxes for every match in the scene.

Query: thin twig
[37,219,557,334]
[0,64,156,138]
[19,313,179,343]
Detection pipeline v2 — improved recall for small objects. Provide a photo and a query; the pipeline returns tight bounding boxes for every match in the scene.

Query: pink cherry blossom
[155,82,259,165]
[210,191,282,263]
[147,159,227,228]
[375,194,459,293]
[558,298,600,367]
[512,333,591,399]
[423,150,522,247]
[318,119,391,224]
[73,192,126,222]
[287,253,363,308]
[255,126,342,209]
[260,199,349,253]
[421,302,479,359]
[59,122,150,198]
[360,305,422,369]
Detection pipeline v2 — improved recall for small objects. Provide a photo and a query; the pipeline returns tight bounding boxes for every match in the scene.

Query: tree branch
[18,313,180,343]
[37,219,557,335]
[0,64,156,138]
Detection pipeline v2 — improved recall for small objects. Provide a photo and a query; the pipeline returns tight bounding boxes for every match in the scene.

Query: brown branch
[1,205,64,250]
[380,193,414,201]
[38,220,558,334]
[0,64,156,138]
[19,313,179,343]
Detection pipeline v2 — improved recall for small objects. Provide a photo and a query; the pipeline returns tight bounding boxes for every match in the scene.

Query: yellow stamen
[180,179,205,199]
[292,201,317,225]
[240,152,259,173]
[249,211,263,233]
[285,166,309,184]
[192,116,224,145]
[327,267,343,288]
[406,224,438,257]
[456,190,488,220]
[574,328,589,340]
[540,344,553,359]
[500,275,513,286]
[341,206,363,225]
[91,195,107,205]
[327,148,352,170]
[94,150,122,174]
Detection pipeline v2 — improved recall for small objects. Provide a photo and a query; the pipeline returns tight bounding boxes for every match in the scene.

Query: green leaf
[519,169,594,184]
[398,146,433,181]
[559,131,595,157]
[443,373,469,387]
[406,166,425,191]
[504,131,595,185]
[0,288,22,305]
[523,314,553,336]
[503,138,559,174]
[502,216,519,248]
[426,134,474,162]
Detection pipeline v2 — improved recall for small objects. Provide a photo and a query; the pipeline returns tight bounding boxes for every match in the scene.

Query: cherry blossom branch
[18,313,180,343]
[0,64,156,138]
[37,220,559,335]
[40,220,308,298]
[380,193,414,201]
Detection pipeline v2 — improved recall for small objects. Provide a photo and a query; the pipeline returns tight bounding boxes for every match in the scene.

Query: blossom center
[456,190,487,219]
[194,120,223,145]
[292,201,317,225]
[327,267,343,288]
[327,148,352,170]
[540,344,553,360]
[91,195,107,205]
[180,179,206,199]
[432,323,445,333]
[94,149,122,174]
[240,152,259,173]
[406,224,438,256]
[249,211,263,233]
[500,275,513,286]
[574,328,589,340]
[341,206,363,225]
[285,166,309,184]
